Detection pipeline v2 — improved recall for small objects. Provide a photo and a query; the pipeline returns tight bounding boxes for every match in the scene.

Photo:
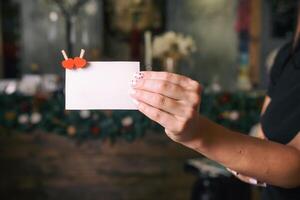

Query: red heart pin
[61,49,87,69]
[74,49,87,68]
[62,58,75,69]
[74,57,86,68]
[61,50,74,69]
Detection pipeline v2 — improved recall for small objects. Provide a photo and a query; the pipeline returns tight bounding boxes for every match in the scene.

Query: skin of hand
[130,71,300,189]
[130,71,265,185]
[130,71,203,144]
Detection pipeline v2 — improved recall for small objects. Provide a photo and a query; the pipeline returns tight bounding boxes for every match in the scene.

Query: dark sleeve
[267,44,290,98]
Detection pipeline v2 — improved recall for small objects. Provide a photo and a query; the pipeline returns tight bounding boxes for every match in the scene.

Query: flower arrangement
[152,31,197,59]
[152,31,197,72]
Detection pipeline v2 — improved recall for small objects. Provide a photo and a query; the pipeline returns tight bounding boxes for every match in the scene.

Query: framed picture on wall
[102,0,166,60]
[103,0,166,37]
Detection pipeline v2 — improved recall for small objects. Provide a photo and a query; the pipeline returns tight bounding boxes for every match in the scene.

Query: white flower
[18,114,29,124]
[84,0,98,16]
[80,110,91,119]
[228,111,240,121]
[153,36,172,58]
[178,36,196,56]
[152,31,197,58]
[30,112,42,124]
[121,116,133,127]
[164,31,177,44]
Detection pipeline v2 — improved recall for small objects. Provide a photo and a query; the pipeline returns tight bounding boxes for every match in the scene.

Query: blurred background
[0,0,297,200]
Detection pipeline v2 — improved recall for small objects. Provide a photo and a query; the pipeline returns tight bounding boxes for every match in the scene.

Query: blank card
[65,61,140,110]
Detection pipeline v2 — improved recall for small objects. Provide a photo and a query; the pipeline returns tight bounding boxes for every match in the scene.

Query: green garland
[0,91,264,142]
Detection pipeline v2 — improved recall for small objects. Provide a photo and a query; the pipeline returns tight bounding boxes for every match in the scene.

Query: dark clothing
[260,42,300,200]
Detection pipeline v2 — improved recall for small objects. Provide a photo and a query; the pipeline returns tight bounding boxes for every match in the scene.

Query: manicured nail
[131,79,137,86]
[232,171,238,176]
[134,72,144,80]
[226,168,238,176]
[249,178,258,185]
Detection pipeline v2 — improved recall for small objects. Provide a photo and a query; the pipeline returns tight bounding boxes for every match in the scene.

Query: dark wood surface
[0,131,199,200]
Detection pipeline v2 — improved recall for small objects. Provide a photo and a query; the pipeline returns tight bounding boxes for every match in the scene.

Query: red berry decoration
[91,126,101,136]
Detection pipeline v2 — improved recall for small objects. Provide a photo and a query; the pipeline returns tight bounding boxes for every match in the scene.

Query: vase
[163,57,178,73]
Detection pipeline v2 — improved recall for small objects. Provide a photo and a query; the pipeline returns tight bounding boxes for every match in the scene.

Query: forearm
[130,71,300,188]
[183,115,300,188]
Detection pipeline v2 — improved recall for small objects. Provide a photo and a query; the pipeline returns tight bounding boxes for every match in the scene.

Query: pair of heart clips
[61,49,87,69]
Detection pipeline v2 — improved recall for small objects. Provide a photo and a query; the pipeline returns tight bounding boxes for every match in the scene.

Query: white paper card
[65,61,140,110]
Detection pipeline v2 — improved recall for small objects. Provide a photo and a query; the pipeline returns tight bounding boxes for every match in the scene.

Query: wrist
[180,115,209,151]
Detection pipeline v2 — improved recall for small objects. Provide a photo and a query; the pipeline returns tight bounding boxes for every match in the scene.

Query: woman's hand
[130,71,203,144]
[226,168,266,187]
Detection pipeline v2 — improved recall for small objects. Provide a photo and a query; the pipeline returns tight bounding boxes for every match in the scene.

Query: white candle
[144,31,152,71]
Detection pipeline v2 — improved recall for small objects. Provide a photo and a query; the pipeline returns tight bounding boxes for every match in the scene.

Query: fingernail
[131,79,137,86]
[134,72,144,80]
[227,168,238,176]
[249,178,258,185]
[232,171,238,176]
